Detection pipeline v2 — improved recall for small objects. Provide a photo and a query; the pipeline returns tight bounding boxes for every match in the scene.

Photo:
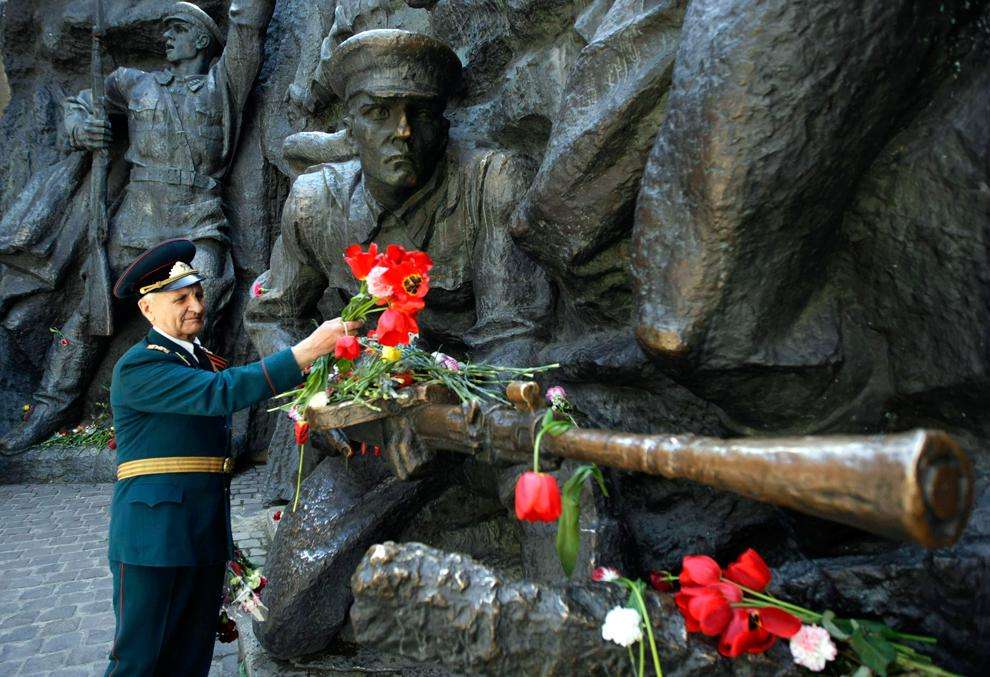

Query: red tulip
[107,436,117,450]
[718,606,801,657]
[229,562,243,576]
[724,548,772,591]
[334,335,361,360]
[253,575,267,593]
[344,243,380,281]
[393,371,415,387]
[294,420,310,445]
[677,582,742,636]
[272,510,282,522]
[514,471,562,522]
[679,555,721,587]
[375,309,418,346]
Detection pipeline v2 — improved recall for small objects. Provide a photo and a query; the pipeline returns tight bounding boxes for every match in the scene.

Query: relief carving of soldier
[0,1,277,452]
[247,29,550,363]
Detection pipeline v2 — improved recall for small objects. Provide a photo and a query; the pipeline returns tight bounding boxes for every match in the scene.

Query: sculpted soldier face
[138,284,207,341]
[164,19,211,64]
[345,92,449,209]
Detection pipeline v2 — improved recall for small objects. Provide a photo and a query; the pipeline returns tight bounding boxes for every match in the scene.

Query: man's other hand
[291,318,363,369]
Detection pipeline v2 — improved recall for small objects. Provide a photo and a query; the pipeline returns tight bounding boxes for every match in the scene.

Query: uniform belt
[117,456,234,480]
[130,166,220,192]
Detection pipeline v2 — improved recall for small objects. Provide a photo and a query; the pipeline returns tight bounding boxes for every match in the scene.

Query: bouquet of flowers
[271,243,556,510]
[217,548,268,643]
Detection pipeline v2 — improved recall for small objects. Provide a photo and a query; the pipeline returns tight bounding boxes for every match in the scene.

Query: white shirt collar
[153,326,202,360]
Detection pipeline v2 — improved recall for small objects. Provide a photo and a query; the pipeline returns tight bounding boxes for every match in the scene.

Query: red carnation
[724,548,772,591]
[344,243,380,281]
[229,562,244,576]
[107,436,117,450]
[253,575,267,593]
[272,510,282,522]
[334,335,361,360]
[375,309,418,346]
[514,471,562,522]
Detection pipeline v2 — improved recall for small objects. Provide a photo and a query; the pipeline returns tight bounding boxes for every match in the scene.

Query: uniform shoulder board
[147,343,193,367]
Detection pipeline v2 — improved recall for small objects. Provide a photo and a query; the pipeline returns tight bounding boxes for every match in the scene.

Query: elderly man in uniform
[0,1,276,452]
[104,238,357,675]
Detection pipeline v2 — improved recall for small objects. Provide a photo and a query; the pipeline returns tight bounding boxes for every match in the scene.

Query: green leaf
[850,630,896,676]
[822,610,850,641]
[555,489,581,576]
[850,667,872,677]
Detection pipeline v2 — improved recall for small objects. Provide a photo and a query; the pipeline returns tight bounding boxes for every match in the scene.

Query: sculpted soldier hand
[0,1,278,452]
[102,239,351,676]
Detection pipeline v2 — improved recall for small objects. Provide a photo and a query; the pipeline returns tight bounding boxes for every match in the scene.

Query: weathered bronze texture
[308,384,974,549]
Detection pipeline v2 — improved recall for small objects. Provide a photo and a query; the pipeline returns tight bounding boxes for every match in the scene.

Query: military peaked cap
[165,2,226,48]
[114,239,204,299]
[328,29,462,101]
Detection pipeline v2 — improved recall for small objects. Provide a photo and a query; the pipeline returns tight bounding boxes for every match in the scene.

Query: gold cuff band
[139,269,200,295]
[117,456,233,480]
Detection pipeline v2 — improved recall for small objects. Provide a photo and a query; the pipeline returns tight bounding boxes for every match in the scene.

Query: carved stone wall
[1,0,988,673]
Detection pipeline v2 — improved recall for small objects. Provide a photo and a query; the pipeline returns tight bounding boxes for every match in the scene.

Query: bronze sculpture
[0,1,277,452]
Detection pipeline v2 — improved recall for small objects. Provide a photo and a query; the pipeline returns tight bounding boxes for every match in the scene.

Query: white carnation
[308,392,329,409]
[601,606,642,647]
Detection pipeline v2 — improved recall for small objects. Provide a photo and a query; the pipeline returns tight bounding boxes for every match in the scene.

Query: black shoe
[0,403,61,454]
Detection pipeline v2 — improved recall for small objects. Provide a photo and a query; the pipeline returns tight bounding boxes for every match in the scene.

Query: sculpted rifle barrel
[403,402,974,549]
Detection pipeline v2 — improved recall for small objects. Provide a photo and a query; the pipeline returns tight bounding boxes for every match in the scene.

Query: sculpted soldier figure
[247,29,549,361]
[0,1,276,452]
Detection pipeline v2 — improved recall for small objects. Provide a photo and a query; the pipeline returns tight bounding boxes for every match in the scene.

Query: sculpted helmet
[327,29,462,102]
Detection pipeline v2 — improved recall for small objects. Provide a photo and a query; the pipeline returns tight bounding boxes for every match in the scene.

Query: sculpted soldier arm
[464,151,551,358]
[219,0,277,111]
[244,173,331,356]
[63,68,140,151]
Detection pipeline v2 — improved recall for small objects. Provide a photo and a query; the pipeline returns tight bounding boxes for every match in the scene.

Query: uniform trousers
[104,561,225,677]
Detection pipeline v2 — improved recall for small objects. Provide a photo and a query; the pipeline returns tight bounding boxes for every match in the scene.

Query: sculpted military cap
[114,238,204,299]
[328,29,462,101]
[165,1,226,48]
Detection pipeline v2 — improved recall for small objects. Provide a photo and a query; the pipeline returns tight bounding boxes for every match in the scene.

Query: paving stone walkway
[0,465,269,676]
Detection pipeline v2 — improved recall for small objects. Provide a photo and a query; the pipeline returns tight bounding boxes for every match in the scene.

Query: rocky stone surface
[0,443,115,483]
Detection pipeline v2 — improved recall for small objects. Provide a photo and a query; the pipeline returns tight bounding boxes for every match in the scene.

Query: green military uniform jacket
[108,329,302,566]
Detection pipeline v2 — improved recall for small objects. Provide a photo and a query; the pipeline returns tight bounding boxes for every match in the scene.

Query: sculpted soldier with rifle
[0,1,278,452]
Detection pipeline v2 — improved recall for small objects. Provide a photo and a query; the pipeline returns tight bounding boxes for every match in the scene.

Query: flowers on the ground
[594,570,663,675]
[546,385,566,405]
[652,548,951,675]
[21,404,31,421]
[789,624,838,672]
[433,351,461,371]
[107,436,116,450]
[602,606,643,647]
[217,611,238,643]
[514,471,561,521]
[592,566,621,582]
[380,345,402,362]
[50,326,70,347]
[222,550,268,627]
[250,280,268,298]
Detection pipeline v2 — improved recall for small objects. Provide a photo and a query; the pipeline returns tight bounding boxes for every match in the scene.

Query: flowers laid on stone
[651,548,954,675]
[39,400,114,448]
[273,243,557,511]
[250,280,268,298]
[49,326,70,347]
[220,548,268,638]
[594,567,664,676]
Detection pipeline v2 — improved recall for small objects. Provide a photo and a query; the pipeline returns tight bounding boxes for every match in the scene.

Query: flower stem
[292,443,305,512]
[732,582,820,620]
[627,646,637,676]
[638,638,645,677]
[628,582,663,677]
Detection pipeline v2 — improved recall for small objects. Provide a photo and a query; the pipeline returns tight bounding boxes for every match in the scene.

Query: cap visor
[156,274,205,293]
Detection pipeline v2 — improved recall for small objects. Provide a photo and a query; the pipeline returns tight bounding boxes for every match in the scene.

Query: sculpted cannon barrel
[307,383,974,550]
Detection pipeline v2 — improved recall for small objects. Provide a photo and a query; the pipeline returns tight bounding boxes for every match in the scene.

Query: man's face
[163,19,208,64]
[138,283,206,341]
[346,93,448,192]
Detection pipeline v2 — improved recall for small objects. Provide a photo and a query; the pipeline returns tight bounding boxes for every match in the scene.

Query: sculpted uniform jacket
[108,329,302,566]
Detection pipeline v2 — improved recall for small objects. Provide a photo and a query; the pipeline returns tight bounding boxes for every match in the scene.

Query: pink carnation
[789,624,837,672]
[366,266,393,299]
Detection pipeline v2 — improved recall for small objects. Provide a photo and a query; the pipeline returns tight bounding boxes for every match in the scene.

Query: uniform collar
[154,68,207,92]
[353,157,446,249]
[150,326,202,361]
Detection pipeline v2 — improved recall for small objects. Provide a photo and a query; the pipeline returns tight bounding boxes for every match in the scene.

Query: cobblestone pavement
[0,465,269,676]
